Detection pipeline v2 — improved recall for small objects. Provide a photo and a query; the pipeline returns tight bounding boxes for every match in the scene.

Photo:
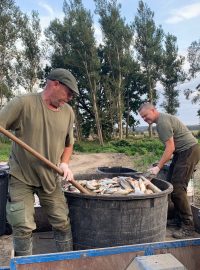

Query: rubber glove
[59,163,74,181]
[148,165,160,176]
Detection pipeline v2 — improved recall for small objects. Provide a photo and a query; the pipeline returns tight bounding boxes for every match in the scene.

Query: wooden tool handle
[140,176,161,193]
[0,126,90,195]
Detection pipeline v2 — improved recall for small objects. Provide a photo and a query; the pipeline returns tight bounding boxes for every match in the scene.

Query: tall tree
[134,0,164,136]
[0,0,24,96]
[46,0,104,145]
[123,59,147,138]
[0,82,13,108]
[94,0,133,139]
[160,33,185,115]
[16,11,42,92]
[185,40,200,120]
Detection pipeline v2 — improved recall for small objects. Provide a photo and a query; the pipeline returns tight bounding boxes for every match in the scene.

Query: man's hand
[59,162,73,181]
[148,165,160,176]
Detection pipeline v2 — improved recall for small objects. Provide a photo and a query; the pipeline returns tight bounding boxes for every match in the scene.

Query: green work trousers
[7,175,71,237]
[167,144,200,225]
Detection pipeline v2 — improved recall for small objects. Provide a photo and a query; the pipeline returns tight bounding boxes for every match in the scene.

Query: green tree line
[0,0,198,145]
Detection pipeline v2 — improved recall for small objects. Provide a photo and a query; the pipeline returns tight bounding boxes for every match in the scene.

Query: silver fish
[113,188,133,195]
[86,181,97,190]
[139,178,146,193]
[119,179,133,190]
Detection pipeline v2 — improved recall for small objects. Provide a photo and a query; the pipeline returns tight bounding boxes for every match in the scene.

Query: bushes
[0,137,164,169]
[0,135,11,161]
[0,143,11,161]
[72,138,164,170]
[111,140,131,147]
[74,138,164,157]
[0,135,10,144]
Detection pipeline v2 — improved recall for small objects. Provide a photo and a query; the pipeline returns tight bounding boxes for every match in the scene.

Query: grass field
[0,138,164,171]
[1,137,199,170]
[0,142,11,161]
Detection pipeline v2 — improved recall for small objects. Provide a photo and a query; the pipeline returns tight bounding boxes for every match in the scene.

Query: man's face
[139,108,156,124]
[50,81,74,109]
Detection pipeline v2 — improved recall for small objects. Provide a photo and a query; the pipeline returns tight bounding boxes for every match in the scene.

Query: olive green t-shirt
[0,93,74,193]
[156,113,197,153]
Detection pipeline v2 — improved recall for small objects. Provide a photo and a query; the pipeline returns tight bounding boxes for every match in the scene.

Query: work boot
[53,228,73,252]
[172,224,197,239]
[13,234,33,256]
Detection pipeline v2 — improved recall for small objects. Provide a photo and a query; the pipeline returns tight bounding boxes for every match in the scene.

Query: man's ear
[53,80,60,87]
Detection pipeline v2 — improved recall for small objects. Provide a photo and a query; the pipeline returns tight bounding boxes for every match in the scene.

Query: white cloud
[94,23,103,45]
[165,2,200,24]
[38,2,54,16]
[37,1,64,30]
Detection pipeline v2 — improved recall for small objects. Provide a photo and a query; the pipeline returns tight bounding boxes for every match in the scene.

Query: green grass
[1,138,199,171]
[74,138,164,170]
[0,138,164,165]
[74,138,163,155]
[0,142,11,161]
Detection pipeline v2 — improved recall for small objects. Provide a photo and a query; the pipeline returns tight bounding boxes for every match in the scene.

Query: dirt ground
[0,153,200,267]
[70,152,135,174]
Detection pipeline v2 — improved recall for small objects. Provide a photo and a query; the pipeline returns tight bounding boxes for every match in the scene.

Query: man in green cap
[0,68,79,256]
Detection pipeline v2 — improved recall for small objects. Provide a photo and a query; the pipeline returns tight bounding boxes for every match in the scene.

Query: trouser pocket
[6,201,25,227]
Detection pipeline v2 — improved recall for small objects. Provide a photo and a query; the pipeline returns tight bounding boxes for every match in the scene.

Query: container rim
[96,166,137,173]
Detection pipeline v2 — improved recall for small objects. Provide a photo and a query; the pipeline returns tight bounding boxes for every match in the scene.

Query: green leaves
[16,10,42,93]
[134,0,164,105]
[160,33,185,115]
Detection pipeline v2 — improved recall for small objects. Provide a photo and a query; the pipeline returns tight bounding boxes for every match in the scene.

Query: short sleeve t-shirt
[0,93,75,193]
[156,113,197,153]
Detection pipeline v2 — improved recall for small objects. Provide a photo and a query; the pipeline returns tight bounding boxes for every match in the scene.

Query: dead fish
[100,178,118,185]
[112,182,121,188]
[127,179,135,189]
[62,181,71,190]
[86,181,97,190]
[93,188,105,193]
[113,188,133,195]
[104,187,119,194]
[130,180,144,195]
[100,183,113,190]
[90,180,100,186]
[63,175,161,196]
[119,179,133,190]
[78,180,87,186]
[145,189,154,195]
[139,178,146,193]
[69,185,80,193]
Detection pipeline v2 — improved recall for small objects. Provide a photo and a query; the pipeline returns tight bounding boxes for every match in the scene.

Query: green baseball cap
[47,68,79,95]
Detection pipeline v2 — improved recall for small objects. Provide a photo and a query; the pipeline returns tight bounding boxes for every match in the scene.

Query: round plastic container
[97,166,137,175]
[65,173,173,250]
[0,163,9,236]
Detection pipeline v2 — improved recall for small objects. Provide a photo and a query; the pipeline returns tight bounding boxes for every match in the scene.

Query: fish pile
[62,176,161,196]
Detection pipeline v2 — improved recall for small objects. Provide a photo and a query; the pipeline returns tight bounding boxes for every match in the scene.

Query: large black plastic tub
[97,166,137,174]
[0,166,9,236]
[65,173,173,250]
